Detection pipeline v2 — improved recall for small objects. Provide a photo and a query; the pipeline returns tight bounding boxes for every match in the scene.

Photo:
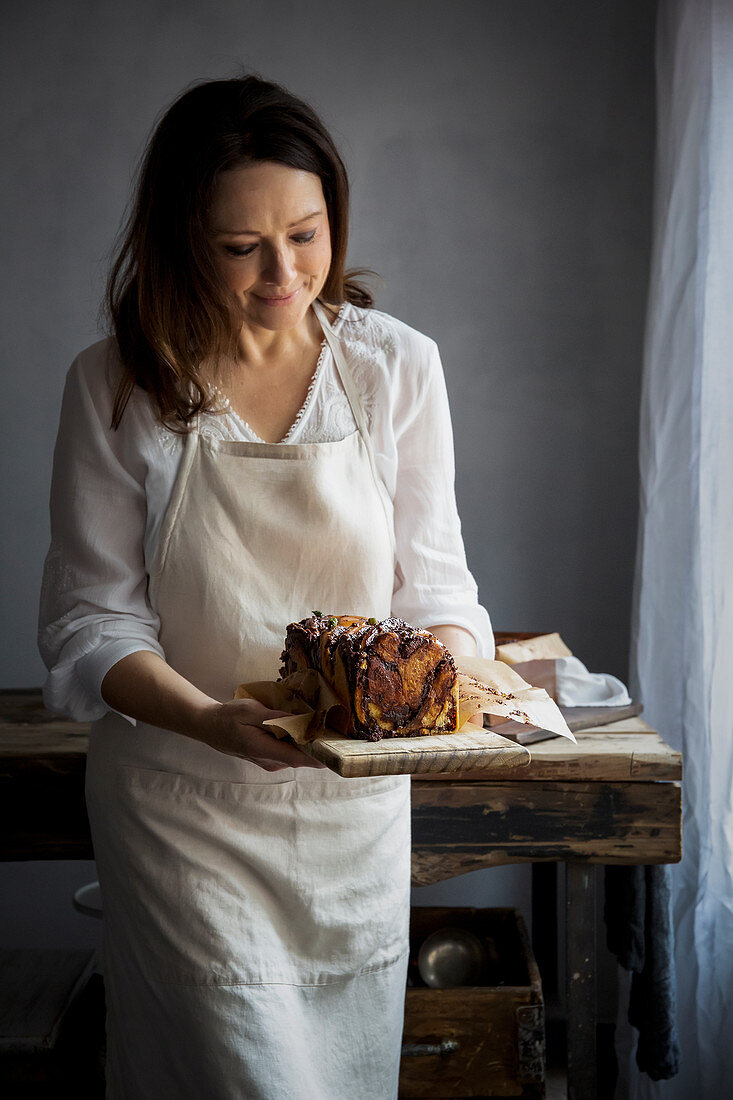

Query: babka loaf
[279,613,459,741]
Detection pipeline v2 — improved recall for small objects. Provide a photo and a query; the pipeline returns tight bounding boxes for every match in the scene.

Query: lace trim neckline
[210,302,344,444]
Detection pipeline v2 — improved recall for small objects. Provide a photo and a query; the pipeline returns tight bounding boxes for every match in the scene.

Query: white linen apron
[86,302,411,1099]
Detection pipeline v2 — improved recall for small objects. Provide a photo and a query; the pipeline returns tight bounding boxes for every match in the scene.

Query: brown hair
[106,75,374,430]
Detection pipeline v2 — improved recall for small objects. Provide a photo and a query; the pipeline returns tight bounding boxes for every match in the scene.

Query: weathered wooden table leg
[566,862,597,1100]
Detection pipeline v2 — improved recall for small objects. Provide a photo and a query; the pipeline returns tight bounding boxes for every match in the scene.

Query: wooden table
[411,716,681,1099]
[0,692,681,1099]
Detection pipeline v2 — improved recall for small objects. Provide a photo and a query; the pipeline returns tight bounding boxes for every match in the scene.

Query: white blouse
[39,303,493,721]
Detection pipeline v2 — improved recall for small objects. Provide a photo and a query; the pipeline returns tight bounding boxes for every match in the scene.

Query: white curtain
[629,0,733,1095]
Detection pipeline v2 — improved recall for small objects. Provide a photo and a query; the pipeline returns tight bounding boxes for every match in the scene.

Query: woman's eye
[223,230,315,258]
[225,244,257,257]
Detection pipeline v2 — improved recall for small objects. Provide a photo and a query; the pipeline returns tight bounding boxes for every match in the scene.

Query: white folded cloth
[554,656,632,707]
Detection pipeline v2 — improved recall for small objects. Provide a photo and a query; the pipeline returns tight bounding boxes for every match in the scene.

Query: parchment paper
[454,657,576,742]
[235,658,575,745]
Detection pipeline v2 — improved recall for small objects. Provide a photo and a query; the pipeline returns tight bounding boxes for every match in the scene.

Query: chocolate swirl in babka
[280,614,459,741]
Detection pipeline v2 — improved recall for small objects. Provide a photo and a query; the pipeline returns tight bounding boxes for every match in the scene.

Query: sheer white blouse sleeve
[382,325,494,657]
[38,347,166,721]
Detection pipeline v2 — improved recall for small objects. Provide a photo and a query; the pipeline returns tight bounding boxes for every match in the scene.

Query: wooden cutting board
[300,729,531,778]
[561,700,643,731]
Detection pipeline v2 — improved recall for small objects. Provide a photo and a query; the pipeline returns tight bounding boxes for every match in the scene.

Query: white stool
[72,882,103,920]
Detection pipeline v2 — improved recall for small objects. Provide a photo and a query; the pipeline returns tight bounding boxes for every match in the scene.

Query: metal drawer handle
[401,1039,459,1057]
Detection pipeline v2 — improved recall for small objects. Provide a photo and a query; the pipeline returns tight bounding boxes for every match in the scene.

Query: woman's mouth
[254,287,302,306]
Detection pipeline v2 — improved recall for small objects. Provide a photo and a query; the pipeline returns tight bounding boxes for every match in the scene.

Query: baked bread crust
[280,613,459,741]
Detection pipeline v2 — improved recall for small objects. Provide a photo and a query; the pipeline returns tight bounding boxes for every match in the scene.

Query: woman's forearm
[101,650,218,738]
[430,624,479,658]
[100,650,325,769]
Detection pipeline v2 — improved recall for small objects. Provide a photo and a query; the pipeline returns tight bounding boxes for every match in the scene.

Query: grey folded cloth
[604,864,680,1080]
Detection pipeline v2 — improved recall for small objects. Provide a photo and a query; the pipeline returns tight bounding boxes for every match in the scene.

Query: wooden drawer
[400,908,544,1099]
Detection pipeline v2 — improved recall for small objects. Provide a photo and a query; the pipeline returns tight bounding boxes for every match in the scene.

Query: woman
[39,76,493,1099]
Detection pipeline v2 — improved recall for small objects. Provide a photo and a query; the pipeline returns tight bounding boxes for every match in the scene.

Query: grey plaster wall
[1,0,655,972]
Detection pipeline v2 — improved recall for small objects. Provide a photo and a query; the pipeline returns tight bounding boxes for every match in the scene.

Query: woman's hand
[194,697,327,771]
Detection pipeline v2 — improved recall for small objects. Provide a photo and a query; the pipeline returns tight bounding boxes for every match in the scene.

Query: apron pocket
[107,767,300,986]
[292,776,412,979]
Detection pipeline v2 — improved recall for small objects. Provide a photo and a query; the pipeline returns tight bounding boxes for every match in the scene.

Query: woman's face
[207,161,332,333]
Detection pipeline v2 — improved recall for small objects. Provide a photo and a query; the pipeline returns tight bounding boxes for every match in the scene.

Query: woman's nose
[262,245,297,287]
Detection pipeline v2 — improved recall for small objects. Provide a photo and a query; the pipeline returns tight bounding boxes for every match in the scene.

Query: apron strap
[312,301,371,442]
[312,300,395,554]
